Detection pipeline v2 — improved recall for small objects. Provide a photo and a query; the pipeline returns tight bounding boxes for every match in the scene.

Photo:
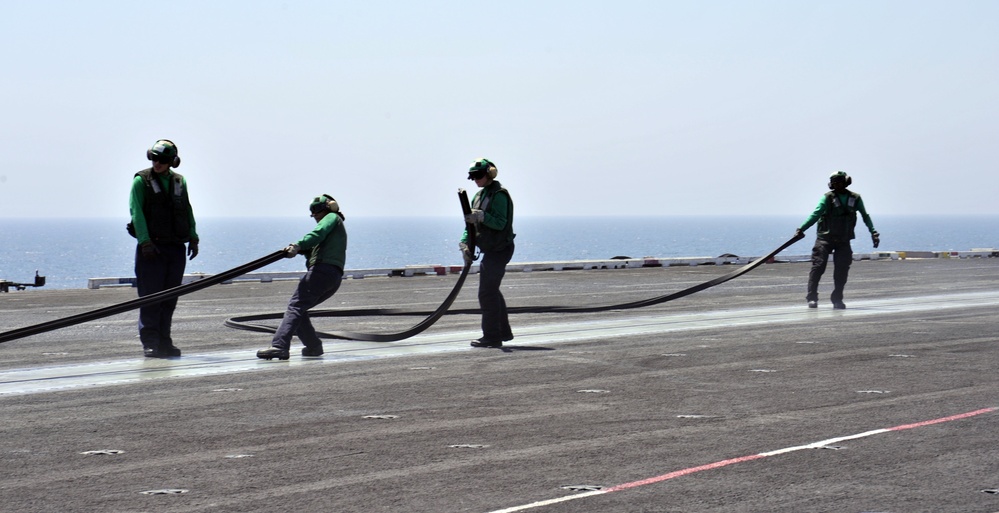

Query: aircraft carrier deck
[1,256,998,512]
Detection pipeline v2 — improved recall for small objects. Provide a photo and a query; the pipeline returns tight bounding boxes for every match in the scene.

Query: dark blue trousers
[807,237,853,303]
[479,242,514,342]
[135,242,187,349]
[271,263,343,351]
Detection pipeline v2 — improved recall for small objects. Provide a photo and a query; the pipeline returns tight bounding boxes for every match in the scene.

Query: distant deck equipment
[0,271,46,293]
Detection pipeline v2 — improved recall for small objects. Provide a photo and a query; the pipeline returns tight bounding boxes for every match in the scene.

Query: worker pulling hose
[253,189,478,350]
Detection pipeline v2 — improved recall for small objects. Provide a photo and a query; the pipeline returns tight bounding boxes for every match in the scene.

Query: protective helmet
[468,158,497,180]
[828,171,851,189]
[309,194,340,215]
[146,139,181,168]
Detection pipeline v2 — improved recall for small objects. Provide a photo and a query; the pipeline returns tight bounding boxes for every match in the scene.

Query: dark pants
[135,242,187,349]
[271,263,343,351]
[479,242,514,342]
[807,237,853,303]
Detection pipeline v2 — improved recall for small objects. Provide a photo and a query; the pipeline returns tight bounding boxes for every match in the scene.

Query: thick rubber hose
[459,188,478,261]
[0,251,286,344]
[224,260,474,342]
[2,224,804,345]
[542,231,806,313]
[223,233,806,340]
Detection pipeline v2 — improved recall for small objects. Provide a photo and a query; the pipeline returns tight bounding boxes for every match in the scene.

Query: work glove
[187,239,199,260]
[794,228,804,239]
[140,242,157,260]
[871,231,880,249]
[458,242,473,264]
[284,243,300,258]
[464,209,484,224]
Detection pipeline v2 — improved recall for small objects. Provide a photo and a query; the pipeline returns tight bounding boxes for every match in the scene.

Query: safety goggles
[467,170,487,180]
[150,155,174,164]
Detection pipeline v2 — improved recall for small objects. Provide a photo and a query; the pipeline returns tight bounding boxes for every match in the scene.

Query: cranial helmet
[146,139,181,168]
[468,158,498,179]
[828,171,851,189]
[309,194,340,215]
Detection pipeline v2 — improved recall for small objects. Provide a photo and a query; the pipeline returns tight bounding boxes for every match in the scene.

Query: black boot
[160,341,182,357]
[301,346,324,357]
[470,338,503,348]
[256,347,290,360]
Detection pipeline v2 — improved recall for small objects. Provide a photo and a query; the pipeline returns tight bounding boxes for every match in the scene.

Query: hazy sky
[2,1,996,219]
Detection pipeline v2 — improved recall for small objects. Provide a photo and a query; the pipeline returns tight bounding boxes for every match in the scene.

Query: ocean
[2,216,996,290]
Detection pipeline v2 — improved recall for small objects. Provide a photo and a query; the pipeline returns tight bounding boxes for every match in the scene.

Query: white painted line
[485,407,997,513]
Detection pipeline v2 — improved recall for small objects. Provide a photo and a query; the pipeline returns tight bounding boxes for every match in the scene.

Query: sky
[1,1,997,219]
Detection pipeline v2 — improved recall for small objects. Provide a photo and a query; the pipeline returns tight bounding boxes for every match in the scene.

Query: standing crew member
[128,139,199,358]
[795,171,879,309]
[257,195,347,360]
[460,158,515,348]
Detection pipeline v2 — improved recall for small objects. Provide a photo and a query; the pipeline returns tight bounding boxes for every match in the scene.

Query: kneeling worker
[258,195,347,360]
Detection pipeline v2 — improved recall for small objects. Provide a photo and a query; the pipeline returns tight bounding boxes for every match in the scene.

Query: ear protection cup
[147,139,181,167]
[469,158,498,179]
[322,194,340,213]
[310,194,340,214]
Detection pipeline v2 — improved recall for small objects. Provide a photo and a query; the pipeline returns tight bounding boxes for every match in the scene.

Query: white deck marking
[485,407,997,513]
[2,290,998,396]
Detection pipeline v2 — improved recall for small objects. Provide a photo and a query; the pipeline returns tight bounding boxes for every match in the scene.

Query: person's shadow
[497,345,555,353]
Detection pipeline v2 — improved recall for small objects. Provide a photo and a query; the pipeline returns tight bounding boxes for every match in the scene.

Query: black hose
[223,233,806,340]
[223,189,479,342]
[0,251,286,344]
[459,188,478,261]
[1,204,805,346]
[223,260,474,342]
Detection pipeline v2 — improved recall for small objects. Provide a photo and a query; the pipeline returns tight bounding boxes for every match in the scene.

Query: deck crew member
[795,171,879,309]
[460,158,516,347]
[128,139,199,358]
[257,195,347,360]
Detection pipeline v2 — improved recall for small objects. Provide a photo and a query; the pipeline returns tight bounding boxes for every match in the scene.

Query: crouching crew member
[258,195,347,360]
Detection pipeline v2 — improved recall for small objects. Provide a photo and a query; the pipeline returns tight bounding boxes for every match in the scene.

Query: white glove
[458,242,473,264]
[283,243,300,258]
[464,209,484,224]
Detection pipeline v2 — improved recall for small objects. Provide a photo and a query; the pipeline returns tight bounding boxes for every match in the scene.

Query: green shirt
[297,213,347,270]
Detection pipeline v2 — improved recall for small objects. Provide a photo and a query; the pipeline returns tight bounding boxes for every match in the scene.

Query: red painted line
[888,407,995,431]
[604,454,767,492]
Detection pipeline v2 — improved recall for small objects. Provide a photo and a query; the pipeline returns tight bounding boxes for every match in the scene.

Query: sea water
[1,216,996,290]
